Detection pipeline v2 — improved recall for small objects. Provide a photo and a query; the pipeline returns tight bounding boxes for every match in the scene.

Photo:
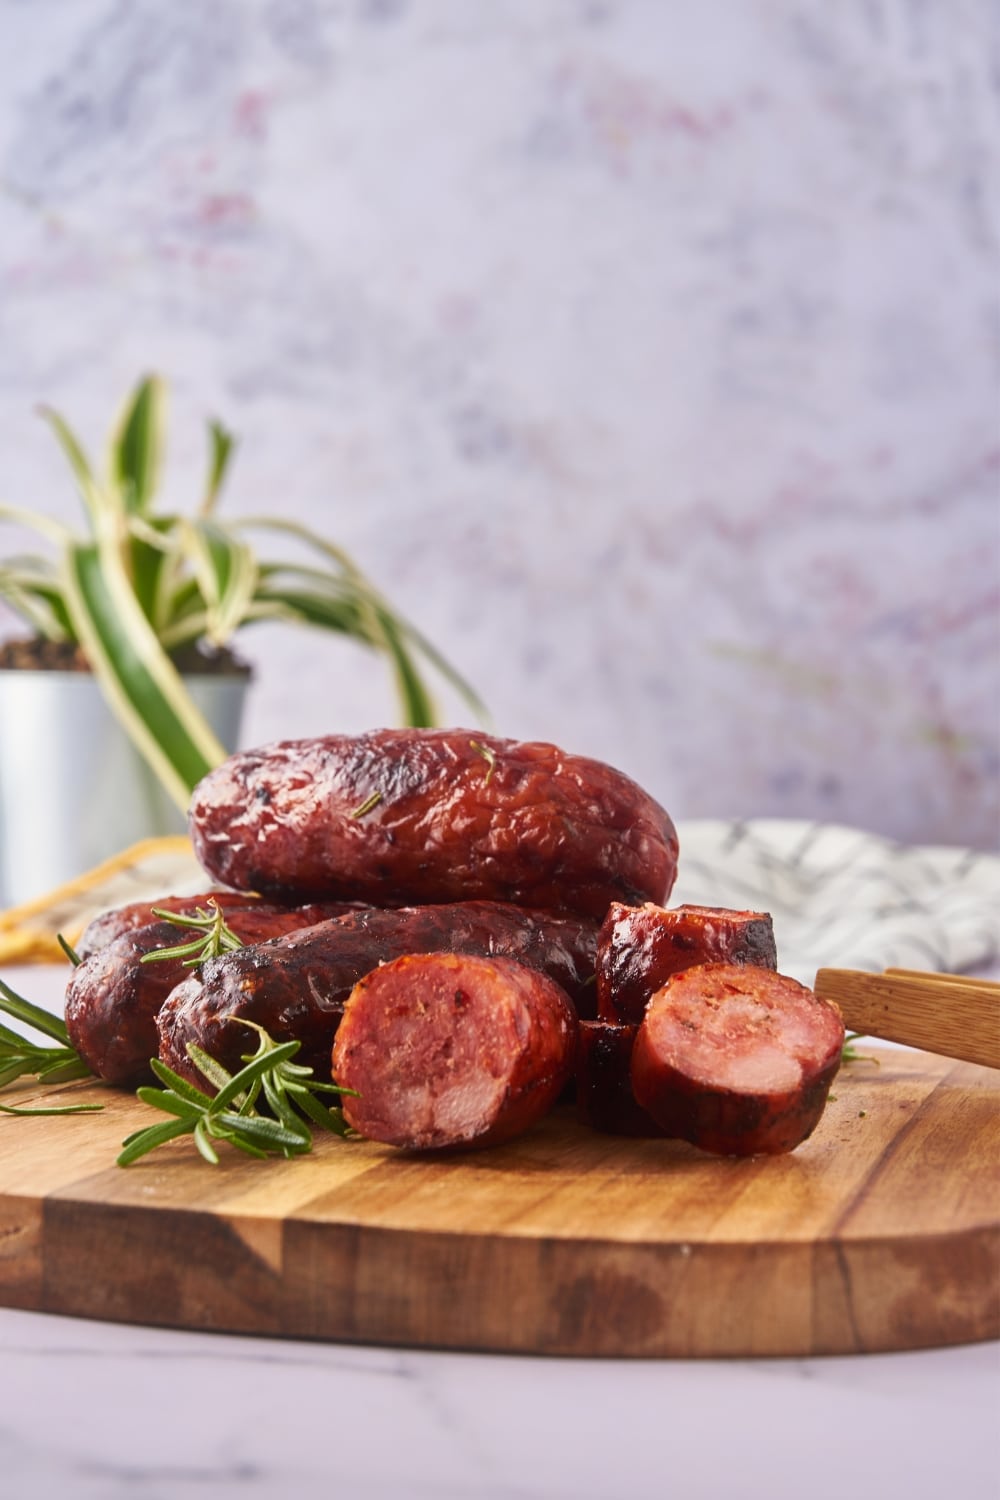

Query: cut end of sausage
[631,963,845,1156]
[332,952,578,1151]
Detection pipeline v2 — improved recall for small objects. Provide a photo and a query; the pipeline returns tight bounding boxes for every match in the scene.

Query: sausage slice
[332,952,578,1150]
[630,963,844,1156]
[597,903,777,1024]
[575,1019,665,1137]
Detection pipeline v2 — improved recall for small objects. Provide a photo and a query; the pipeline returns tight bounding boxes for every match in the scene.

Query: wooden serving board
[0,1047,997,1358]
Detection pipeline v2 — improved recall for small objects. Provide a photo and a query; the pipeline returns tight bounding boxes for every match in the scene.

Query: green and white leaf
[61,540,227,809]
[111,375,165,517]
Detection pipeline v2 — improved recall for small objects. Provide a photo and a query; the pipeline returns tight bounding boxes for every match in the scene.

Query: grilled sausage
[156,900,600,1087]
[630,963,844,1156]
[77,892,266,960]
[188,729,679,919]
[65,900,362,1086]
[596,903,777,1024]
[575,1019,666,1137]
[332,952,577,1150]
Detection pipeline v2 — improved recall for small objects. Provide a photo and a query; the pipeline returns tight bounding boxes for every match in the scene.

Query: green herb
[57,933,82,967]
[139,900,245,967]
[0,1101,103,1117]
[469,739,497,785]
[350,790,383,819]
[0,977,93,1092]
[118,1020,356,1167]
[842,1032,880,1065]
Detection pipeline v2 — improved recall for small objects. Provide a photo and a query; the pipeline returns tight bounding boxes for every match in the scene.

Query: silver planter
[0,669,248,909]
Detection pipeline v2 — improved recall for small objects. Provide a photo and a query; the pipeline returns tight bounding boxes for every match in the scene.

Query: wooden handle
[814,968,1000,1070]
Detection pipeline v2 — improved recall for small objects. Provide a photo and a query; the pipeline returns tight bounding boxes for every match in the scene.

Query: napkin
[672,819,1000,985]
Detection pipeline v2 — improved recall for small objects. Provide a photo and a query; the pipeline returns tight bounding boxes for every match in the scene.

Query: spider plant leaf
[202,419,236,515]
[177,519,259,647]
[0,502,73,548]
[111,375,165,516]
[0,567,69,640]
[36,407,105,528]
[61,541,228,810]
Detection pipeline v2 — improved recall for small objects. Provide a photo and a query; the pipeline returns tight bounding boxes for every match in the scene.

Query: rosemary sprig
[57,933,82,967]
[842,1032,880,1066]
[350,790,383,818]
[0,976,93,1093]
[469,739,496,785]
[118,1020,355,1167]
[139,899,244,968]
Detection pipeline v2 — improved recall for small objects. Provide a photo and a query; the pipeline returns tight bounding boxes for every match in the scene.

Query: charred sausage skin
[156,901,600,1087]
[188,729,678,919]
[77,893,367,960]
[630,963,844,1156]
[596,903,777,1024]
[65,899,364,1085]
[333,952,577,1150]
[575,1019,666,1137]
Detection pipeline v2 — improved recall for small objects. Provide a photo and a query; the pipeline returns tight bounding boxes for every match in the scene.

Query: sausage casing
[188,729,678,918]
[65,899,364,1086]
[596,903,777,1024]
[156,900,600,1087]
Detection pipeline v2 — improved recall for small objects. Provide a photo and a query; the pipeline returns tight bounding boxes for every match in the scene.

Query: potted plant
[0,375,482,906]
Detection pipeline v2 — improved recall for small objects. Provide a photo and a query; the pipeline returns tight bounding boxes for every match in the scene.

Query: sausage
[155,900,600,1087]
[65,899,363,1086]
[332,952,577,1149]
[188,729,679,919]
[630,963,844,1156]
[596,903,777,1024]
[77,892,369,959]
[575,1020,666,1137]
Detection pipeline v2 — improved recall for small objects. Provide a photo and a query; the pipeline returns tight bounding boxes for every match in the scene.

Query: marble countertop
[1,1308,997,1500]
[2,965,998,1499]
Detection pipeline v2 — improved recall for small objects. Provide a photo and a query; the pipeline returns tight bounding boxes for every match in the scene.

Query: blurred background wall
[1,0,997,849]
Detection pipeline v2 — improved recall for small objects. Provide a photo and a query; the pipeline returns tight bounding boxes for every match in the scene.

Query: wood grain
[816,968,1000,1069]
[0,1047,996,1357]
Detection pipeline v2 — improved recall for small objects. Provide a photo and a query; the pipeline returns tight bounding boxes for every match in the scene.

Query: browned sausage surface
[156,901,600,1087]
[630,963,844,1156]
[575,1019,665,1137]
[76,892,264,960]
[332,952,578,1149]
[65,899,364,1085]
[596,903,777,1024]
[188,730,678,918]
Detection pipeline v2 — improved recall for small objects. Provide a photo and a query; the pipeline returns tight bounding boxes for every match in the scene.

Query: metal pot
[0,669,248,909]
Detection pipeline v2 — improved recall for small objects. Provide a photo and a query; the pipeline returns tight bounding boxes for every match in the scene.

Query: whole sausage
[332,952,577,1150]
[188,729,679,919]
[65,899,363,1086]
[596,903,777,1024]
[77,892,276,960]
[630,963,844,1156]
[156,900,600,1087]
[575,1019,665,1137]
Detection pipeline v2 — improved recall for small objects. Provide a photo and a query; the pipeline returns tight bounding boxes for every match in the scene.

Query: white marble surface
[0,1307,998,1500]
[1,1,998,850]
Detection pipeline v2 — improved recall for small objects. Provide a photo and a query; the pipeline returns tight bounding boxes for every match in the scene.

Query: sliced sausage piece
[188,729,679,919]
[575,1020,666,1137]
[630,963,844,1156]
[332,952,578,1150]
[66,899,364,1086]
[596,903,777,1024]
[156,901,599,1088]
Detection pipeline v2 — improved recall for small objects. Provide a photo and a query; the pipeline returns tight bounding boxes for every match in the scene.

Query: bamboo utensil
[814,967,1000,1070]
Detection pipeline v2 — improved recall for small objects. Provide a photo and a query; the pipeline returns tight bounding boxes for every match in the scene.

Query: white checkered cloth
[671,820,1000,986]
